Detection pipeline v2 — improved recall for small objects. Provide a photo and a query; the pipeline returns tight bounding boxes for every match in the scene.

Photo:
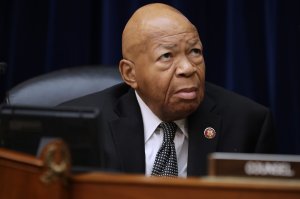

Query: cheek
[197,65,206,98]
[151,77,172,100]
[138,71,171,102]
[197,61,206,77]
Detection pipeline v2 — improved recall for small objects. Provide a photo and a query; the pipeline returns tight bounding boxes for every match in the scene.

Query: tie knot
[159,122,177,142]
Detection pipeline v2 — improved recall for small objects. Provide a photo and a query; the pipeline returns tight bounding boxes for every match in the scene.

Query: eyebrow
[153,38,202,51]
[187,39,202,47]
[156,43,178,50]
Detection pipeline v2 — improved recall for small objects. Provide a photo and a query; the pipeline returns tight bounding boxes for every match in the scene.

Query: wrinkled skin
[119,3,205,121]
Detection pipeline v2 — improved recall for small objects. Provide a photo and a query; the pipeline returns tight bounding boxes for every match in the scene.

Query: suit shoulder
[205,82,269,113]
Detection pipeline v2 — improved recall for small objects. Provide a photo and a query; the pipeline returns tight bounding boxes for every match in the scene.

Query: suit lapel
[187,95,221,176]
[106,86,222,176]
[109,89,145,174]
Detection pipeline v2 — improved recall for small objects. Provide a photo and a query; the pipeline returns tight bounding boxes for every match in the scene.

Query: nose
[175,56,196,77]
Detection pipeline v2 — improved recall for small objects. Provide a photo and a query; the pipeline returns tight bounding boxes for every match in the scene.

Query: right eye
[159,52,172,62]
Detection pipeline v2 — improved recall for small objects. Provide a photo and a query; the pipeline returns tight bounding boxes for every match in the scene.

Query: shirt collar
[135,91,188,143]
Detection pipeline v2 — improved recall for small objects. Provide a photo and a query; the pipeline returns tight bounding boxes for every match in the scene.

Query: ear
[119,59,138,89]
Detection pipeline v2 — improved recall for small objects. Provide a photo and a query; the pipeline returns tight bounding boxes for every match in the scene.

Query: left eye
[190,48,202,56]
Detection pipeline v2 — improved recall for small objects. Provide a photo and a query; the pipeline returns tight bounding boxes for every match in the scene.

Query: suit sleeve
[254,109,277,153]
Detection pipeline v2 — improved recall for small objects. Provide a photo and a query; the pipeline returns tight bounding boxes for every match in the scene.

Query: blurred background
[0,0,299,154]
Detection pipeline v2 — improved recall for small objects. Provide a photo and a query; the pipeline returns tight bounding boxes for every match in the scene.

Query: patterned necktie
[151,122,178,177]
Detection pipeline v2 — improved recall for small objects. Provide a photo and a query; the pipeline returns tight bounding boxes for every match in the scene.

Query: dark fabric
[59,82,276,176]
[0,0,299,154]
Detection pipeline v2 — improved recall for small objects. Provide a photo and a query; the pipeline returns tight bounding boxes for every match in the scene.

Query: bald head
[122,3,198,61]
[119,3,205,121]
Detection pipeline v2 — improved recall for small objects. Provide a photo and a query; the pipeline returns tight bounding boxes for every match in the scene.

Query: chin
[163,102,200,121]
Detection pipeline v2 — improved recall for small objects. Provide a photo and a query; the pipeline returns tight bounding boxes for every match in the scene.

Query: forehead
[141,15,196,37]
[139,14,201,45]
[122,5,200,59]
[145,30,202,51]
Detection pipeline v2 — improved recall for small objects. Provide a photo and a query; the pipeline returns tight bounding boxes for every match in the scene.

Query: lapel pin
[204,127,216,139]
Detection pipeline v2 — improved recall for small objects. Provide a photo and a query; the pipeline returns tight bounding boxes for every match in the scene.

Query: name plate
[208,153,300,179]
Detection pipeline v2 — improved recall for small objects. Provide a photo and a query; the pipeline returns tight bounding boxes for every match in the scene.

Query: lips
[174,87,198,100]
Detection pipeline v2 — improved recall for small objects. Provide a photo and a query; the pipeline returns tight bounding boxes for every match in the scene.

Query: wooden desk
[0,147,68,199]
[1,141,300,199]
[71,172,300,199]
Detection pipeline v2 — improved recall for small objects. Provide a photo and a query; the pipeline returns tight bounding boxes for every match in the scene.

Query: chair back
[5,66,122,106]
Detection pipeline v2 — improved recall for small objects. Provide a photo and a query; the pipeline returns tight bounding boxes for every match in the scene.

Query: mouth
[174,87,198,100]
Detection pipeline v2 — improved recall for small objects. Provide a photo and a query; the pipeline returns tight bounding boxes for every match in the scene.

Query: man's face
[134,29,205,121]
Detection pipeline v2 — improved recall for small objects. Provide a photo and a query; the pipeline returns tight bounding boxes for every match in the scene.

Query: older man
[61,3,276,177]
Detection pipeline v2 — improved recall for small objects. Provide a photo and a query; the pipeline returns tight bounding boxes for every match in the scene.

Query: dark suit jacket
[60,82,276,177]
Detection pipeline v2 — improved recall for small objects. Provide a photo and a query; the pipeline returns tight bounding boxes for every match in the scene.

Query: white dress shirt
[135,92,189,177]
